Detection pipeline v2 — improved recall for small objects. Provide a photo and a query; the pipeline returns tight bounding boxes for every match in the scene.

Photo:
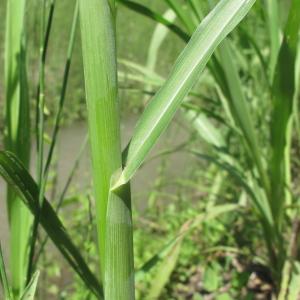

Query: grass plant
[119,0,300,295]
[3,0,300,298]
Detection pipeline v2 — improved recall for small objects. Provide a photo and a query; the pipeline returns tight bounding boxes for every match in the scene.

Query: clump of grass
[0,0,260,298]
[120,0,300,296]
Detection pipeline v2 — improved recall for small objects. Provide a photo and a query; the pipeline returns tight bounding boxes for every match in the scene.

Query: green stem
[4,0,31,296]
[79,2,134,298]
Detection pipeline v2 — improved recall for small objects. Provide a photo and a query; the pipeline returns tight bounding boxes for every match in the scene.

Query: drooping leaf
[117,0,190,41]
[0,151,103,299]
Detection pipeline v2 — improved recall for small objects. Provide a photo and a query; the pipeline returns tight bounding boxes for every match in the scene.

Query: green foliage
[2,0,300,299]
[0,151,103,299]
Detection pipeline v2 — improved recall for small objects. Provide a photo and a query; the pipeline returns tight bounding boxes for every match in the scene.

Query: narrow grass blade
[264,0,281,80]
[164,0,195,33]
[44,0,79,177]
[287,262,300,300]
[134,9,226,151]
[27,0,47,281]
[35,134,88,268]
[117,0,190,42]
[114,0,256,188]
[184,110,226,149]
[118,0,230,102]
[20,271,39,300]
[34,0,56,144]
[216,40,270,198]
[0,151,103,299]
[145,222,187,300]
[269,0,300,227]
[238,26,270,89]
[188,0,204,21]
[119,59,165,86]
[192,149,281,267]
[190,151,272,225]
[278,220,300,300]
[144,8,176,102]
[294,39,300,140]
[0,243,12,300]
[28,2,79,277]
[136,204,237,281]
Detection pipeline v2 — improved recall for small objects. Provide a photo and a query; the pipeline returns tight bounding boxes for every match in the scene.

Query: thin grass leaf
[164,0,195,33]
[117,0,190,42]
[287,262,300,300]
[190,151,272,225]
[119,59,165,85]
[145,222,187,300]
[20,271,39,300]
[118,0,232,107]
[269,0,300,227]
[34,0,56,145]
[136,204,237,281]
[0,151,103,299]
[238,26,271,89]
[144,8,176,102]
[188,0,204,21]
[216,40,270,198]
[35,134,88,266]
[44,0,79,178]
[191,150,280,266]
[28,1,79,275]
[118,0,230,100]
[27,0,48,282]
[293,39,300,140]
[184,110,226,149]
[132,12,226,152]
[0,243,12,300]
[265,0,281,80]
[114,0,256,188]
[278,220,300,300]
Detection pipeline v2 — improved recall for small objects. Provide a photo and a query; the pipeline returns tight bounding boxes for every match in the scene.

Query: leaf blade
[115,0,256,187]
[0,151,103,299]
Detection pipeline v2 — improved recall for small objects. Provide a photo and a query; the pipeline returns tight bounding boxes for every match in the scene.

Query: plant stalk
[79,1,134,298]
[4,0,31,296]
